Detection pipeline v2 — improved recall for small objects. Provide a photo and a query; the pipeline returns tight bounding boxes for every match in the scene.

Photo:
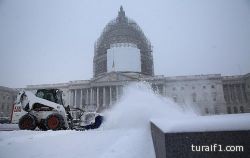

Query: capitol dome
[93,6,154,77]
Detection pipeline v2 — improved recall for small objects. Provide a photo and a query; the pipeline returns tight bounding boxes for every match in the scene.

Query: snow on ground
[0,124,18,129]
[0,124,19,131]
[0,83,196,158]
[0,129,145,158]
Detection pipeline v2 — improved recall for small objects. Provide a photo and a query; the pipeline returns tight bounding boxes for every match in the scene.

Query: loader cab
[35,89,64,105]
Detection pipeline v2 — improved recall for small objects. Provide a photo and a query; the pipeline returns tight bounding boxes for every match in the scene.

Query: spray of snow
[102,82,198,130]
[97,82,198,158]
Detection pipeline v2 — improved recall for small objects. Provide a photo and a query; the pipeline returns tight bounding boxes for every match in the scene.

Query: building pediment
[92,72,139,83]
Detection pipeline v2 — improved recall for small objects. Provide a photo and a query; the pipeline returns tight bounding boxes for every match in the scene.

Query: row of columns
[69,84,164,111]
[224,84,247,104]
[69,85,123,111]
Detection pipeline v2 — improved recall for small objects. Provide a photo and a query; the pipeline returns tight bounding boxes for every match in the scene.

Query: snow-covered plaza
[0,84,196,158]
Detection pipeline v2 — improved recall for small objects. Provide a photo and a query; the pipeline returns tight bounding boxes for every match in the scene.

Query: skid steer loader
[13,89,103,131]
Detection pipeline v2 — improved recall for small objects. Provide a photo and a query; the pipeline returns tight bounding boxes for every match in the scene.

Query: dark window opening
[205,108,209,114]
[233,106,238,113]
[227,107,231,114]
[240,106,244,113]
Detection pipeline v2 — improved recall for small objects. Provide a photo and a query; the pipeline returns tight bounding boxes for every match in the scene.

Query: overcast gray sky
[0,0,250,88]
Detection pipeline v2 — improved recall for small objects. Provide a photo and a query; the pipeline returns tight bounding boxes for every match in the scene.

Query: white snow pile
[0,82,196,158]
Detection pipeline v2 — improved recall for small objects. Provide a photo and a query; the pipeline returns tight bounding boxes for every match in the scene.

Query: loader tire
[37,119,48,131]
[18,114,37,130]
[45,113,65,130]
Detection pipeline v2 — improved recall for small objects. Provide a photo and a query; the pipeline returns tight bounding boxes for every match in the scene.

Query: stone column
[96,87,100,110]
[234,84,237,103]
[74,89,77,108]
[97,87,99,110]
[233,84,237,103]
[80,89,83,109]
[120,85,124,97]
[237,84,240,103]
[110,86,112,106]
[103,87,106,107]
[232,84,236,103]
[90,88,93,105]
[116,86,119,101]
[69,90,72,106]
[228,85,232,104]
[240,84,245,103]
[86,88,89,106]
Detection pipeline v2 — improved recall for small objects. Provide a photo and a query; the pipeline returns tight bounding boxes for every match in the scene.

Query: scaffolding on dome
[93,6,154,77]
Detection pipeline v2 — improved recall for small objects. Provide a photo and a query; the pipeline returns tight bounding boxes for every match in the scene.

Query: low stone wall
[151,122,250,158]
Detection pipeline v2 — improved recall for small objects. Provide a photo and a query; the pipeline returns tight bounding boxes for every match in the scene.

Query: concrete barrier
[150,114,250,158]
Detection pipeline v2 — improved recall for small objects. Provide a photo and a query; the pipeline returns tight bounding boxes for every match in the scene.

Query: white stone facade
[25,72,250,115]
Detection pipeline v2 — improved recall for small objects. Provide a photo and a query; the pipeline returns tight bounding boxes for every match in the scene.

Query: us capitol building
[25,7,250,115]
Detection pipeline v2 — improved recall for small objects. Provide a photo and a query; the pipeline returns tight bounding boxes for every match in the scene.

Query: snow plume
[102,82,198,130]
